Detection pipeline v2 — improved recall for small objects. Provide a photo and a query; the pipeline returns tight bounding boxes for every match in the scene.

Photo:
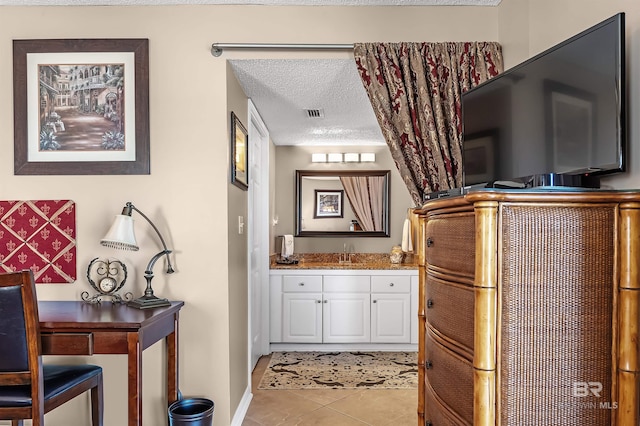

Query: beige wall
[225,63,249,421]
[0,5,500,425]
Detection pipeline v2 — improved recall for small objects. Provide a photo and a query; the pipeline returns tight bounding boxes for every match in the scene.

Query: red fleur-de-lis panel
[0,200,76,283]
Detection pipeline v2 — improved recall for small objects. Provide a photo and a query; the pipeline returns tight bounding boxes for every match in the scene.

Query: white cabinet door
[282,293,322,343]
[371,293,411,343]
[323,293,371,343]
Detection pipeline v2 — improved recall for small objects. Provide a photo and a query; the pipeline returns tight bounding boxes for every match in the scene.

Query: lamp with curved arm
[101,202,174,309]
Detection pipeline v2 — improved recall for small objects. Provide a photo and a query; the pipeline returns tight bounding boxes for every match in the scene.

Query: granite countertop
[270,252,418,270]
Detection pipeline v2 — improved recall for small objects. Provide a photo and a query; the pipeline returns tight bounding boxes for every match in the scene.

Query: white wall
[0,4,500,425]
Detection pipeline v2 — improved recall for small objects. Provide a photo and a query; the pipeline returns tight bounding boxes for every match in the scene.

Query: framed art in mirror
[230,112,248,190]
[314,190,343,218]
[13,38,150,175]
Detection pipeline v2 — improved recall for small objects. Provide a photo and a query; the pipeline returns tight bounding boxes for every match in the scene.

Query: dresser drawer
[371,275,410,293]
[283,275,323,292]
[426,274,474,352]
[425,327,474,424]
[425,213,475,276]
[424,380,470,426]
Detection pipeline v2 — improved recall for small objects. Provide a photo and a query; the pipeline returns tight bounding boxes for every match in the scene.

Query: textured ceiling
[231,59,385,146]
[0,0,501,5]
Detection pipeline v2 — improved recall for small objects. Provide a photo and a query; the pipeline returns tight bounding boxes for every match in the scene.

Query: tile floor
[242,354,417,426]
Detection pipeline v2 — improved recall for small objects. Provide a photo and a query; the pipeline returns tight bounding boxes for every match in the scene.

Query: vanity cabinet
[281,275,323,343]
[371,275,412,343]
[323,276,371,343]
[270,269,418,349]
[415,190,640,426]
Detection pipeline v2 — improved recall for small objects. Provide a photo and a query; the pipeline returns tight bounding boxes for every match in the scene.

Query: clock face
[98,277,117,294]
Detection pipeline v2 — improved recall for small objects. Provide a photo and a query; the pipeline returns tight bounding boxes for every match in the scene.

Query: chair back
[0,270,44,418]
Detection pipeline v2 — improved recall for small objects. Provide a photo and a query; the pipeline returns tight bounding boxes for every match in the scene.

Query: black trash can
[168,398,214,426]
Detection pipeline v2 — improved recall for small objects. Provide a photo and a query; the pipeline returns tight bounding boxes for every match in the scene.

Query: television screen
[462,13,625,187]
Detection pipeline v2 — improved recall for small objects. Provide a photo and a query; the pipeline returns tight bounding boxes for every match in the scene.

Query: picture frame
[463,130,496,185]
[544,80,596,172]
[13,39,150,175]
[230,112,248,190]
[314,189,344,218]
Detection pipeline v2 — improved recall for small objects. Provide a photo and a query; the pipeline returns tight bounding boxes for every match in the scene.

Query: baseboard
[270,343,418,352]
[230,385,253,426]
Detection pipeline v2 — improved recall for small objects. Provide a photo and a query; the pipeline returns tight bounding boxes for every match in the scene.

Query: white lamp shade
[100,215,139,251]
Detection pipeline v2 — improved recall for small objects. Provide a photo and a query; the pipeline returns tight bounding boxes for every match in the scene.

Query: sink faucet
[340,243,352,264]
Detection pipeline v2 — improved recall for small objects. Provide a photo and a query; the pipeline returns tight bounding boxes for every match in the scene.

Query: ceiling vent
[305,108,325,118]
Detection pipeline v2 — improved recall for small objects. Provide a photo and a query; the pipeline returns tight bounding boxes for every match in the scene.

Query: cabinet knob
[427,299,434,308]
[426,422,433,426]
[316,300,322,304]
[426,237,434,247]
[426,360,433,369]
[389,282,394,287]
[373,300,377,303]
[298,282,304,286]
[323,300,328,303]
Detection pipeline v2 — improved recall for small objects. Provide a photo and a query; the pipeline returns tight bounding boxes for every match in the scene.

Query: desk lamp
[100,202,174,309]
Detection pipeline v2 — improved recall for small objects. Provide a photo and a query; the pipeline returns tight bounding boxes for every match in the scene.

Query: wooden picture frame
[13,38,150,175]
[314,189,344,218]
[230,112,248,190]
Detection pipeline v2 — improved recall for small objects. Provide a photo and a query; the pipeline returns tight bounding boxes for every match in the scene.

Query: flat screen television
[461,12,626,190]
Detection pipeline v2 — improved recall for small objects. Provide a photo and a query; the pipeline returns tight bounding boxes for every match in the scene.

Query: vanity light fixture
[310,152,376,163]
[344,153,359,163]
[100,202,174,309]
[360,153,376,162]
[327,153,343,163]
[311,153,327,163]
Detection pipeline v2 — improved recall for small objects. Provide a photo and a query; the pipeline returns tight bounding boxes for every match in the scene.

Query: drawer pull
[298,282,305,286]
[426,237,434,247]
[427,299,434,308]
[426,360,433,369]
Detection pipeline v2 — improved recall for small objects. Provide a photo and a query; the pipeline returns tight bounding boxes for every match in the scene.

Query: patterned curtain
[340,176,385,232]
[353,42,503,205]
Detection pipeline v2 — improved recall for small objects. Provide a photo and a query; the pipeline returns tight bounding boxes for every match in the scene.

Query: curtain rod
[210,42,354,57]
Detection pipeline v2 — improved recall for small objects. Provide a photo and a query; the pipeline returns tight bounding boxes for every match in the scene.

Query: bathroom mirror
[295,170,390,237]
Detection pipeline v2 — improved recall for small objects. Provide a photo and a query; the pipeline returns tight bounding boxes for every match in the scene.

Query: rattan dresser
[415,190,640,426]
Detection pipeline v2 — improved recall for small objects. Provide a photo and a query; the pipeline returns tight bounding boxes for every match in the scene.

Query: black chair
[0,270,103,426]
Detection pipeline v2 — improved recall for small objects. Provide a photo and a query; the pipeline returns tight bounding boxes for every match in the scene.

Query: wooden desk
[38,301,184,426]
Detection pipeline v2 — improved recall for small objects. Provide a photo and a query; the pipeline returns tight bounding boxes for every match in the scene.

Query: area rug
[258,351,418,390]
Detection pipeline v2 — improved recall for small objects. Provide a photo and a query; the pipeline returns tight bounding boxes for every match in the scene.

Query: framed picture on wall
[314,190,344,218]
[230,112,248,190]
[12,38,150,175]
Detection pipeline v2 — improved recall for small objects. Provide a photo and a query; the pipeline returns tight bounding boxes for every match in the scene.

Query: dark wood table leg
[167,312,180,404]
[128,332,143,426]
